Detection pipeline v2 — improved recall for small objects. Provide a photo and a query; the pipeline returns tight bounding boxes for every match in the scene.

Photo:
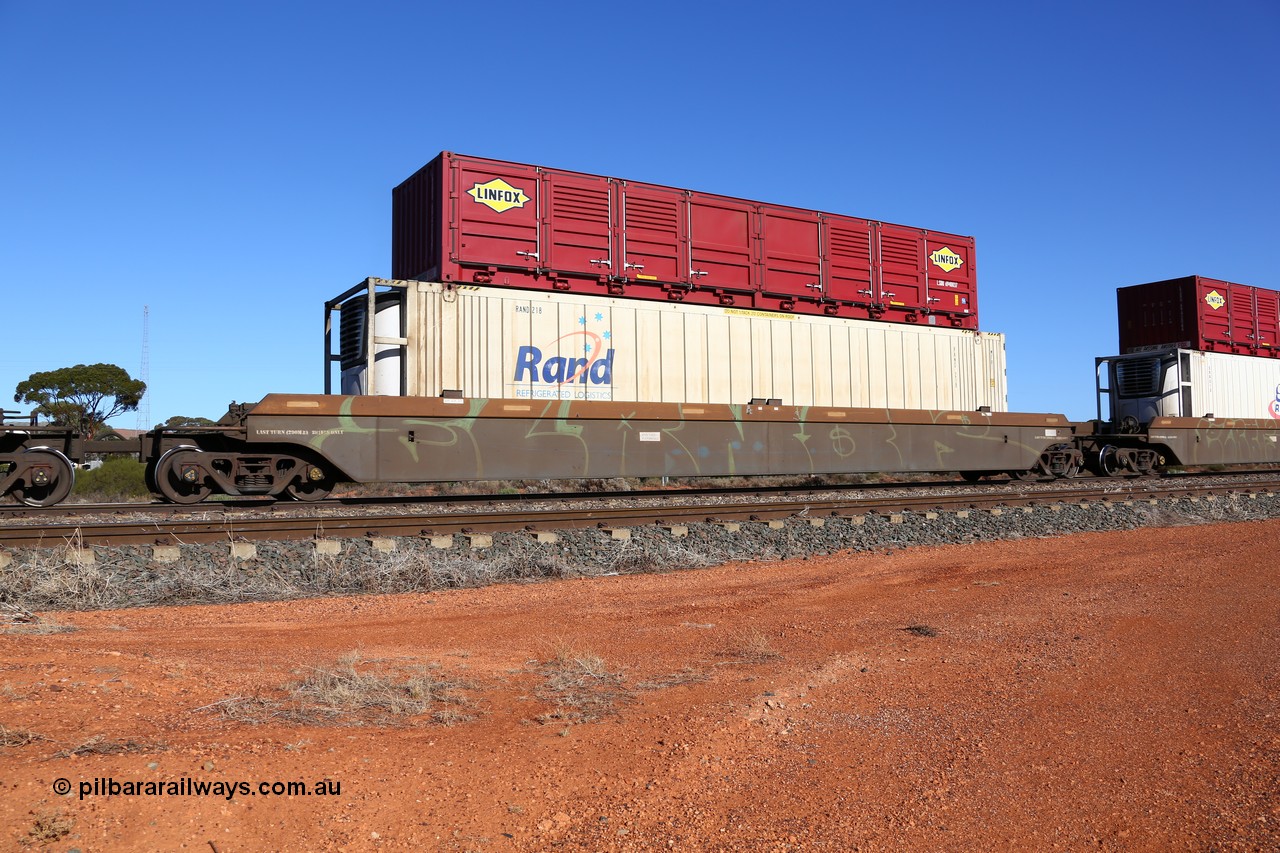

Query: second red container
[392,152,979,329]
[1117,276,1280,357]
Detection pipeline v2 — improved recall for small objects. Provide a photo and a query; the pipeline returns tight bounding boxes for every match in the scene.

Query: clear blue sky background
[2,1,1276,426]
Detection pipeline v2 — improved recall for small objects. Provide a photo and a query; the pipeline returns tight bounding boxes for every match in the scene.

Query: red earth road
[1,520,1277,850]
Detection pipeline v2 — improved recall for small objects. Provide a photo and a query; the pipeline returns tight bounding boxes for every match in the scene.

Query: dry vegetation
[205,652,473,727]
[0,725,44,748]
[0,530,720,612]
[51,736,158,759]
[535,645,630,726]
[23,810,73,846]
[718,627,783,664]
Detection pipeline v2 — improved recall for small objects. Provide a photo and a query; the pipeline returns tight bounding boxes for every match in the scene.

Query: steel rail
[3,467,1277,521]
[2,477,1277,550]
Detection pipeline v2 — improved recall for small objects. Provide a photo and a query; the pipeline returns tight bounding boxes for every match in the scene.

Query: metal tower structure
[135,305,150,431]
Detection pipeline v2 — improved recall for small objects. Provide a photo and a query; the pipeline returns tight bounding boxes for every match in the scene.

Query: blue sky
[2,1,1276,425]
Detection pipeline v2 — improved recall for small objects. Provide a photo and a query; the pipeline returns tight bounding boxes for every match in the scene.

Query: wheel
[1095,445,1122,478]
[284,464,334,502]
[153,447,212,504]
[1008,468,1041,481]
[10,449,75,507]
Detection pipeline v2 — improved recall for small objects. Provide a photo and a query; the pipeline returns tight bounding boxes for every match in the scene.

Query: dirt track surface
[3,520,1278,851]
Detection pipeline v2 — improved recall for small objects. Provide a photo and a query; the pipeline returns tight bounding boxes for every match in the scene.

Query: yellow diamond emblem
[467,178,531,213]
[1204,290,1225,310]
[929,247,964,273]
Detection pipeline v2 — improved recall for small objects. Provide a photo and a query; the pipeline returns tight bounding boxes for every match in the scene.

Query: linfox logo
[467,178,530,213]
[1204,290,1226,310]
[929,247,964,272]
[514,332,614,386]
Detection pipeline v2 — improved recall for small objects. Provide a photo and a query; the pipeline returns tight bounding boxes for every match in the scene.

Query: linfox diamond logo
[1204,290,1226,310]
[928,247,964,272]
[467,178,531,213]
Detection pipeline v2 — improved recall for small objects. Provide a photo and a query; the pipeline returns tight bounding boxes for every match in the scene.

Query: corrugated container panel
[393,152,978,329]
[1117,275,1280,358]
[1189,350,1280,419]
[380,281,1006,410]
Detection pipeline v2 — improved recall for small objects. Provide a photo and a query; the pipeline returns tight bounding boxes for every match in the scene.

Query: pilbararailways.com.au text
[57,777,341,801]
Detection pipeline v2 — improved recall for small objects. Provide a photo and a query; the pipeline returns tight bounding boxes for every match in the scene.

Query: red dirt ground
[2,520,1278,851]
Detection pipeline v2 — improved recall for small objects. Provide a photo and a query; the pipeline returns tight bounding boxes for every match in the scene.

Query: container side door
[543,170,613,281]
[1229,283,1258,351]
[618,182,687,289]
[688,193,757,295]
[876,224,929,318]
[758,206,822,304]
[1255,287,1280,352]
[449,156,541,277]
[822,214,875,310]
[923,233,977,328]
[1194,277,1233,348]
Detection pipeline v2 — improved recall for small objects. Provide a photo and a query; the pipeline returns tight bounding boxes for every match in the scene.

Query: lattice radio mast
[135,305,151,431]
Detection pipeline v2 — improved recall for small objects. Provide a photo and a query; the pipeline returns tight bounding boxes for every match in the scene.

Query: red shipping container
[1117,275,1280,357]
[392,152,978,329]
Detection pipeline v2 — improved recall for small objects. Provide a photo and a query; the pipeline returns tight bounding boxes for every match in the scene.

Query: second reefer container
[1098,345,1280,425]
[393,152,979,329]
[329,279,1007,411]
[1117,275,1280,358]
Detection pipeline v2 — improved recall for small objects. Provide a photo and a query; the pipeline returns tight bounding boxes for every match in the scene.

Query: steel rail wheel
[10,448,75,507]
[153,447,212,504]
[283,463,334,502]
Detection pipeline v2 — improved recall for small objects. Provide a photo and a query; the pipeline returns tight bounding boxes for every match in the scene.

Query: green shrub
[72,457,149,501]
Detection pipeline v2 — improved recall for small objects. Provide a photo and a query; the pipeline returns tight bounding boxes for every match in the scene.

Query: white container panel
[394,281,1008,410]
[683,317,708,404]
[1192,351,1280,419]
[659,310,686,403]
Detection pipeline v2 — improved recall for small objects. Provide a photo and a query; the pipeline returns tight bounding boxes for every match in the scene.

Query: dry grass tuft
[3,619,77,636]
[717,627,782,664]
[635,667,709,691]
[535,645,629,724]
[2,600,76,634]
[25,809,73,844]
[51,735,157,758]
[205,652,473,727]
[0,725,45,748]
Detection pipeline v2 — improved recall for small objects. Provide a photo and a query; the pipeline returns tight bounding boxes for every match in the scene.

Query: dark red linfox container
[1117,276,1280,357]
[392,152,979,328]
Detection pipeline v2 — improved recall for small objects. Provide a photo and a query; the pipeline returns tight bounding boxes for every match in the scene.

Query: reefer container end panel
[393,152,979,329]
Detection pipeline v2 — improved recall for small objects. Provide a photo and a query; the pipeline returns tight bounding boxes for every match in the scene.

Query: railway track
[3,473,1278,550]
